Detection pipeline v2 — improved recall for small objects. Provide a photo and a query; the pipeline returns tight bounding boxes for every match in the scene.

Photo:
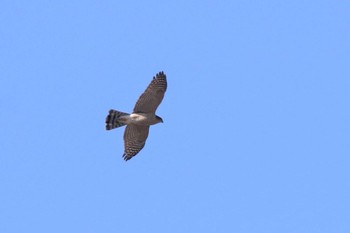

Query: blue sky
[1,1,349,232]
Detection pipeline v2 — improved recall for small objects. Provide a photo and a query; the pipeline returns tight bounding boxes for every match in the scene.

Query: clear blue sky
[1,1,349,232]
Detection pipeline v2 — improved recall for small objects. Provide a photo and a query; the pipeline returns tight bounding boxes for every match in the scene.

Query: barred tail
[105,109,129,130]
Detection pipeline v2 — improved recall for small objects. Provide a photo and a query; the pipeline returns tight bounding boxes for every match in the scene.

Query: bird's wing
[123,125,150,161]
[133,71,167,114]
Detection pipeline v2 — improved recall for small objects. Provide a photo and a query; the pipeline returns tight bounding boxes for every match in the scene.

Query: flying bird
[105,71,167,161]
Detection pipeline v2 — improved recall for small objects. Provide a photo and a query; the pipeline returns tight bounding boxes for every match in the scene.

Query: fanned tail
[105,109,129,130]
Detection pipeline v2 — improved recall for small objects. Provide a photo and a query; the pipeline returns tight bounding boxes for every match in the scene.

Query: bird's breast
[129,113,158,125]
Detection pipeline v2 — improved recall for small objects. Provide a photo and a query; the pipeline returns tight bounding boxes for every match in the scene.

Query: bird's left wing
[123,125,150,161]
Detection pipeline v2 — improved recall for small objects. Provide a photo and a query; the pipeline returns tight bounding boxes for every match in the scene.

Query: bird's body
[127,113,162,125]
[105,71,167,161]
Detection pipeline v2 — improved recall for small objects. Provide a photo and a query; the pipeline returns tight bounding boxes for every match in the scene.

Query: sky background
[1,1,349,232]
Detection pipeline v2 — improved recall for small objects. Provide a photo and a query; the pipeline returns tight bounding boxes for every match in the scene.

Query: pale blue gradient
[1,1,349,232]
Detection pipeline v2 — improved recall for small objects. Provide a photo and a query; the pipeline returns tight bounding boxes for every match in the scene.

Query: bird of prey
[105,71,167,161]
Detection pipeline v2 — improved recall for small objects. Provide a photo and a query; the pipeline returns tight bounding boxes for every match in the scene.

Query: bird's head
[156,115,164,123]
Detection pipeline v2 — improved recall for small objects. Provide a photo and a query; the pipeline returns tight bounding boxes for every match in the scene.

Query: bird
[105,71,167,161]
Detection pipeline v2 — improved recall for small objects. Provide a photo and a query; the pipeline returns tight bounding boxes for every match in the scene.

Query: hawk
[105,71,167,161]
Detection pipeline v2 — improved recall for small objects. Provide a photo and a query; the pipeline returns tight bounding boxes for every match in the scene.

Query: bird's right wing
[133,72,167,114]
